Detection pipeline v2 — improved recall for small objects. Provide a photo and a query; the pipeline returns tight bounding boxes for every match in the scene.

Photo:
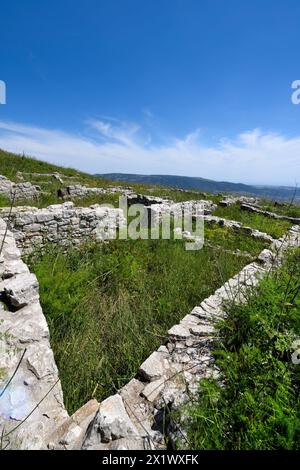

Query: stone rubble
[16,172,65,185]
[0,220,68,449]
[1,188,300,450]
[219,195,259,207]
[65,184,133,198]
[241,203,300,224]
[126,193,167,206]
[0,202,126,253]
[204,214,275,243]
[17,171,68,182]
[0,175,41,200]
[51,224,300,451]
[149,199,217,221]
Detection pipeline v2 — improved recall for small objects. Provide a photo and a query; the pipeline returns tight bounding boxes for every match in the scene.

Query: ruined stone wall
[78,225,300,451]
[241,203,300,224]
[149,199,217,220]
[47,225,300,451]
[65,184,133,198]
[0,175,41,200]
[0,202,126,253]
[219,195,259,207]
[203,214,275,242]
[0,220,68,449]
[1,195,300,450]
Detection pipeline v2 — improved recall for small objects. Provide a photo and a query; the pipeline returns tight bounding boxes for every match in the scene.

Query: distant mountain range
[96,173,300,203]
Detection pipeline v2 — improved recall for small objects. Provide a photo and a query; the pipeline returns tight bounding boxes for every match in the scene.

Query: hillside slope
[98,173,300,203]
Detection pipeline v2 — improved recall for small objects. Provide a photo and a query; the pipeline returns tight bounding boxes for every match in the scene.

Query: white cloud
[0,118,299,186]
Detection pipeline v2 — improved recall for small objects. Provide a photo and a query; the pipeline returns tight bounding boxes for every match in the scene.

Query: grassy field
[214,203,292,238]
[134,186,222,204]
[0,148,221,208]
[0,191,121,209]
[2,147,299,436]
[204,224,269,255]
[0,148,85,180]
[184,248,300,450]
[260,200,300,219]
[27,238,249,414]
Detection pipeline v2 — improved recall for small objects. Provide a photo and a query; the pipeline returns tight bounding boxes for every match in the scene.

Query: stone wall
[0,220,68,449]
[149,199,217,219]
[65,184,133,198]
[0,199,219,254]
[1,194,300,450]
[241,203,300,224]
[126,193,166,206]
[48,225,300,451]
[0,202,126,253]
[219,195,259,207]
[0,175,41,200]
[204,214,275,242]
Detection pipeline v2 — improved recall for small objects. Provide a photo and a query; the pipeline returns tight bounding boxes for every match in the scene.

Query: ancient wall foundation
[0,202,126,253]
[0,220,68,449]
[48,225,300,450]
[1,197,300,450]
[0,175,41,200]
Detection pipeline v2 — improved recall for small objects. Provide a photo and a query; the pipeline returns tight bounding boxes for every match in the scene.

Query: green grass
[0,191,121,209]
[0,194,11,207]
[260,200,300,219]
[0,148,139,191]
[27,238,247,414]
[214,203,292,238]
[135,186,222,204]
[184,248,300,450]
[0,148,84,181]
[204,224,269,255]
[0,149,221,208]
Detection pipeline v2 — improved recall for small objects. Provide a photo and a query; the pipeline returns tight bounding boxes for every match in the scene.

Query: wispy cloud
[0,119,299,186]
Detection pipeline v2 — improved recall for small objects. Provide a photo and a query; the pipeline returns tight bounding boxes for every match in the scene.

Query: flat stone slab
[168,324,191,340]
[82,394,138,448]
[190,324,215,336]
[139,351,167,381]
[141,378,165,403]
[1,272,39,308]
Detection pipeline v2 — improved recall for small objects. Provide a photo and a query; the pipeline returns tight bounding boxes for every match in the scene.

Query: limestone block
[139,351,169,381]
[82,394,138,447]
[1,272,39,308]
[168,324,191,340]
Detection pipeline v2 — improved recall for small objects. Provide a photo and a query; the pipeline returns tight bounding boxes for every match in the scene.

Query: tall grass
[204,224,269,255]
[184,248,300,450]
[214,203,292,238]
[260,200,300,219]
[28,238,247,414]
[0,148,83,180]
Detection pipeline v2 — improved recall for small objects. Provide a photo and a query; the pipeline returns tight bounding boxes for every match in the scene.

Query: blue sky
[0,0,300,185]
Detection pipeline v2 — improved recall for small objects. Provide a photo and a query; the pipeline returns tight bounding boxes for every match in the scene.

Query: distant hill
[96,173,300,203]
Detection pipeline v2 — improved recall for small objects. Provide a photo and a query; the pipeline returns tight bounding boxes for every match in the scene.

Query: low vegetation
[204,224,269,255]
[0,148,84,180]
[260,200,300,219]
[0,191,121,209]
[214,203,292,238]
[0,148,220,208]
[185,248,300,450]
[136,186,222,204]
[28,238,247,414]
[2,148,300,449]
